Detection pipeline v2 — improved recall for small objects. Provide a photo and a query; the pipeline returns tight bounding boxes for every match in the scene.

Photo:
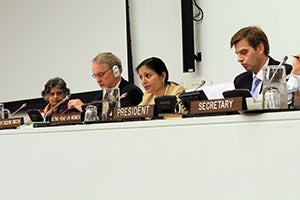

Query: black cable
[125,0,134,83]
[193,0,204,22]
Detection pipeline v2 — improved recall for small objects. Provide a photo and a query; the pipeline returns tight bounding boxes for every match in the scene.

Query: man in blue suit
[230,26,292,97]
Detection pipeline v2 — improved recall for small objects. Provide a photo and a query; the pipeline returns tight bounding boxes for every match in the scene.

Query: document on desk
[187,82,235,100]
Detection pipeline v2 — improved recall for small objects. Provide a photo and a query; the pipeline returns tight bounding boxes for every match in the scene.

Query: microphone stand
[268,56,288,84]
[10,103,27,117]
[44,95,70,122]
[193,80,206,91]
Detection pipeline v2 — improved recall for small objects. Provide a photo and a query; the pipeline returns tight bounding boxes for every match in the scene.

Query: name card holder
[292,92,300,108]
[0,117,24,129]
[113,105,154,120]
[50,112,82,126]
[189,97,243,115]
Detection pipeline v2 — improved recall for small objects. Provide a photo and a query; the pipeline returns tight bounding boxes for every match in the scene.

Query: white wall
[0,0,128,102]
[1,0,300,102]
[130,0,300,90]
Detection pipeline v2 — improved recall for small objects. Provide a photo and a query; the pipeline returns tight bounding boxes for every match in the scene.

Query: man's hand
[292,54,300,75]
[68,99,84,112]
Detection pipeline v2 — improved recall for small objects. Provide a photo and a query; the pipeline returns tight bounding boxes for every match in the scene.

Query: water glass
[84,105,98,122]
[102,88,120,120]
[0,103,11,119]
[262,65,288,109]
[0,103,4,119]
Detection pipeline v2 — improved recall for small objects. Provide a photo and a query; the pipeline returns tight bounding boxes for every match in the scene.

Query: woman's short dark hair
[41,77,70,101]
[136,57,169,83]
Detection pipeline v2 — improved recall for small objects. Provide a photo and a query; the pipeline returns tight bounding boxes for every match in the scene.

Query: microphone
[278,55,288,67]
[10,103,27,117]
[268,56,288,83]
[44,95,70,122]
[193,80,206,91]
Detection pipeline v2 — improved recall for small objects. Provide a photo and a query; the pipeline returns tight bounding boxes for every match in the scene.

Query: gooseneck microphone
[268,56,288,83]
[44,95,70,122]
[10,103,27,117]
[278,55,288,67]
[193,80,206,91]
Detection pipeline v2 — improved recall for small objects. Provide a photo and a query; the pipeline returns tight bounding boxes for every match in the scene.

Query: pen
[292,55,300,59]
[120,92,128,99]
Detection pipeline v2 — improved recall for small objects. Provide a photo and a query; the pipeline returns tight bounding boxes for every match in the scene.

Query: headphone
[112,65,121,77]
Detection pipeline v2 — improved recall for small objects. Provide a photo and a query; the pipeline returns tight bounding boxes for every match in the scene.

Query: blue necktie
[251,76,261,99]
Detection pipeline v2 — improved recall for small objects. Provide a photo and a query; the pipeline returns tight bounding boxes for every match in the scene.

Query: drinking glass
[0,103,4,119]
[84,105,98,122]
[262,65,288,109]
[102,88,120,120]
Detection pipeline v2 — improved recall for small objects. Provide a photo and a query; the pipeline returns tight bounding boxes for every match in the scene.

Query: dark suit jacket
[234,56,292,92]
[90,77,143,107]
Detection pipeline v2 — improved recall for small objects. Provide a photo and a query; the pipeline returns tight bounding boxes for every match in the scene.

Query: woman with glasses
[41,77,77,120]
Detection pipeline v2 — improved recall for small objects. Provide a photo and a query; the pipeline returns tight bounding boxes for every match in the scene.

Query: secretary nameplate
[189,97,243,114]
[293,92,300,108]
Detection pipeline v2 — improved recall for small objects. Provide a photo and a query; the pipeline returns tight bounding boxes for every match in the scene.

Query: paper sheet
[186,82,235,100]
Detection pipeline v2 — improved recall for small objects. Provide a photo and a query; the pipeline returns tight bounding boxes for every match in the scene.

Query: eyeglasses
[48,91,64,97]
[92,68,111,79]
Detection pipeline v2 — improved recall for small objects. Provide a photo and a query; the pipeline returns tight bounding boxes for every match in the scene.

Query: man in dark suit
[230,26,292,98]
[68,52,143,112]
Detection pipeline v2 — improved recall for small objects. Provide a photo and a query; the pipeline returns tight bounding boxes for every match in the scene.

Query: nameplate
[293,92,300,108]
[50,112,82,125]
[0,117,24,129]
[189,97,243,115]
[113,105,154,120]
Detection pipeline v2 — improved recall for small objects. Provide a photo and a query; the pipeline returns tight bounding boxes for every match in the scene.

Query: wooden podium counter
[1,110,300,200]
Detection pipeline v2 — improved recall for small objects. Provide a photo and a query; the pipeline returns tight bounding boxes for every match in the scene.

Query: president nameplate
[189,97,243,115]
[50,112,82,125]
[0,117,24,129]
[113,105,154,120]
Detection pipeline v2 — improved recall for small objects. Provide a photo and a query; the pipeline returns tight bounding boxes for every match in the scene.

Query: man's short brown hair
[230,26,269,55]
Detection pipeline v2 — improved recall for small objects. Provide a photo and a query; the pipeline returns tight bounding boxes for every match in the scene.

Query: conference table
[1,110,300,200]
